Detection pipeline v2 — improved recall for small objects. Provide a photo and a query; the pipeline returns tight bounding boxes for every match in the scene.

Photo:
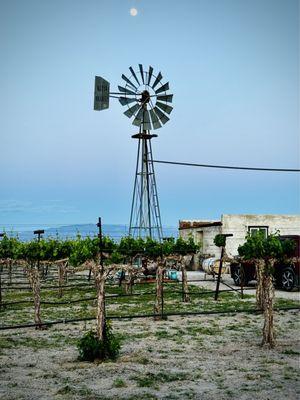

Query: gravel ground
[0,271,299,400]
[183,271,300,301]
[0,309,299,399]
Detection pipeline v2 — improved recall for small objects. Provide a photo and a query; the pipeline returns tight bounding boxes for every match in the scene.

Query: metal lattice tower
[129,128,163,241]
[94,64,173,241]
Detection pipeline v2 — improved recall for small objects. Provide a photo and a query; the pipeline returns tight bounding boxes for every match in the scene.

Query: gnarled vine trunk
[256,259,276,348]
[94,265,106,341]
[154,262,163,318]
[261,272,275,348]
[8,260,12,285]
[27,266,42,329]
[255,259,265,310]
[181,255,193,302]
[58,261,68,298]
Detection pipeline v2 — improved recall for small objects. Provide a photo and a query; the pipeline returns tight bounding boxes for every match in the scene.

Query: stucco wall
[179,224,222,257]
[179,215,300,261]
[221,214,300,256]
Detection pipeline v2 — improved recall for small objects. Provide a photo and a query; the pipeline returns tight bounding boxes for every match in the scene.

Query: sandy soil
[0,309,299,400]
[184,271,300,301]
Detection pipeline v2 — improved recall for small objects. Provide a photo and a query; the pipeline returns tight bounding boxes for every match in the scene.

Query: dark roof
[179,221,222,230]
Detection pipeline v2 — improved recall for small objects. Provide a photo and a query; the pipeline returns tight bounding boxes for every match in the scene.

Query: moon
[130,8,138,16]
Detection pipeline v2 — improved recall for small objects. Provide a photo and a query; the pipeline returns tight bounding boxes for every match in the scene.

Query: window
[248,226,268,238]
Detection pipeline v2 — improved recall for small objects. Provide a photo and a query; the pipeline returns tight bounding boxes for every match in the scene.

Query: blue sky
[0,0,299,229]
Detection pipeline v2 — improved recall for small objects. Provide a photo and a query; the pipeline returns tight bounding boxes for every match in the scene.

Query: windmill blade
[124,103,141,118]
[156,101,173,115]
[119,97,137,106]
[155,82,169,94]
[149,108,162,130]
[157,94,173,103]
[147,66,154,86]
[132,107,144,126]
[143,110,152,130]
[139,64,145,84]
[129,66,140,86]
[153,106,170,125]
[118,85,137,95]
[152,72,163,89]
[122,74,137,90]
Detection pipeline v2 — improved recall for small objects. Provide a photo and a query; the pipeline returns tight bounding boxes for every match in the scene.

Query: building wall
[179,215,300,262]
[180,224,222,257]
[221,214,300,256]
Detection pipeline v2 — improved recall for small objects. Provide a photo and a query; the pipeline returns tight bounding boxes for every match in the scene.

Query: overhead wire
[152,160,300,172]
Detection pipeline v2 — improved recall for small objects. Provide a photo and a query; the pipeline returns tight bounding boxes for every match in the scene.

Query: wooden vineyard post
[240,264,244,299]
[95,217,106,341]
[214,234,233,301]
[214,246,224,301]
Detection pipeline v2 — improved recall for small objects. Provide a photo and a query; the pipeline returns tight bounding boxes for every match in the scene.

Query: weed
[113,378,127,388]
[77,322,121,362]
[282,349,300,355]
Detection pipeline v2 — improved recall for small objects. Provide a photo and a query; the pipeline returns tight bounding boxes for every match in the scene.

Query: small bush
[77,321,121,362]
[214,234,226,248]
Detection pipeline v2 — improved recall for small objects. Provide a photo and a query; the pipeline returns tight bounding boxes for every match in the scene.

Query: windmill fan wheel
[118,64,173,130]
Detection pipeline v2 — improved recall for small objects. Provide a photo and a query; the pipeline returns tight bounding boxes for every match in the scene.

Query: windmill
[94,65,173,241]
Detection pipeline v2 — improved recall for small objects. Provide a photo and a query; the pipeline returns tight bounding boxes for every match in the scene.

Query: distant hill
[6,224,178,242]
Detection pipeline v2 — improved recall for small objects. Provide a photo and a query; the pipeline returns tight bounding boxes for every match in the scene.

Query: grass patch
[113,378,127,388]
[134,371,189,387]
[282,349,300,356]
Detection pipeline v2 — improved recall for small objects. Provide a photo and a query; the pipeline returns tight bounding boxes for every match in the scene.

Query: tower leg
[129,131,163,241]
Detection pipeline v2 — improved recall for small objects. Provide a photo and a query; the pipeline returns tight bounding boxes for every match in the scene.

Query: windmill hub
[141,90,150,105]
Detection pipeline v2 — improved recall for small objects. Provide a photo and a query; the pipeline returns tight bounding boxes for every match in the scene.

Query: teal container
[168,270,178,280]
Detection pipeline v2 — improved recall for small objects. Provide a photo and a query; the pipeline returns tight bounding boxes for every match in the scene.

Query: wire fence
[1,264,299,331]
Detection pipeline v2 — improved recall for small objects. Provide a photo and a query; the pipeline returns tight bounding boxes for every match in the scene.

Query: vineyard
[0,233,299,399]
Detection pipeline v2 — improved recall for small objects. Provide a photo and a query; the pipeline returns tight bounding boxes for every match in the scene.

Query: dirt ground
[184,271,300,301]
[0,308,299,400]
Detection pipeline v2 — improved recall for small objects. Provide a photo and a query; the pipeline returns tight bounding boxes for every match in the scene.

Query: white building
[179,214,300,258]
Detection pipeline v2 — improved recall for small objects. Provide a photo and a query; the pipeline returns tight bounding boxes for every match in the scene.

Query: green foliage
[118,235,199,258]
[214,234,226,248]
[118,236,145,256]
[69,236,116,266]
[0,234,22,259]
[173,236,199,255]
[0,234,199,264]
[77,321,121,362]
[238,232,295,260]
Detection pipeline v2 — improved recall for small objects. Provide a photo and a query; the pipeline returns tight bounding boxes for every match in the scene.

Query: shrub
[214,234,226,248]
[77,321,121,362]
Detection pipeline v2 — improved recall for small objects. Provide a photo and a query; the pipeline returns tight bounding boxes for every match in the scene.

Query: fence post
[214,246,224,301]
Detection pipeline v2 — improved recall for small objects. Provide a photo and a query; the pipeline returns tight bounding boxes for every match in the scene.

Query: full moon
[130,8,138,16]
